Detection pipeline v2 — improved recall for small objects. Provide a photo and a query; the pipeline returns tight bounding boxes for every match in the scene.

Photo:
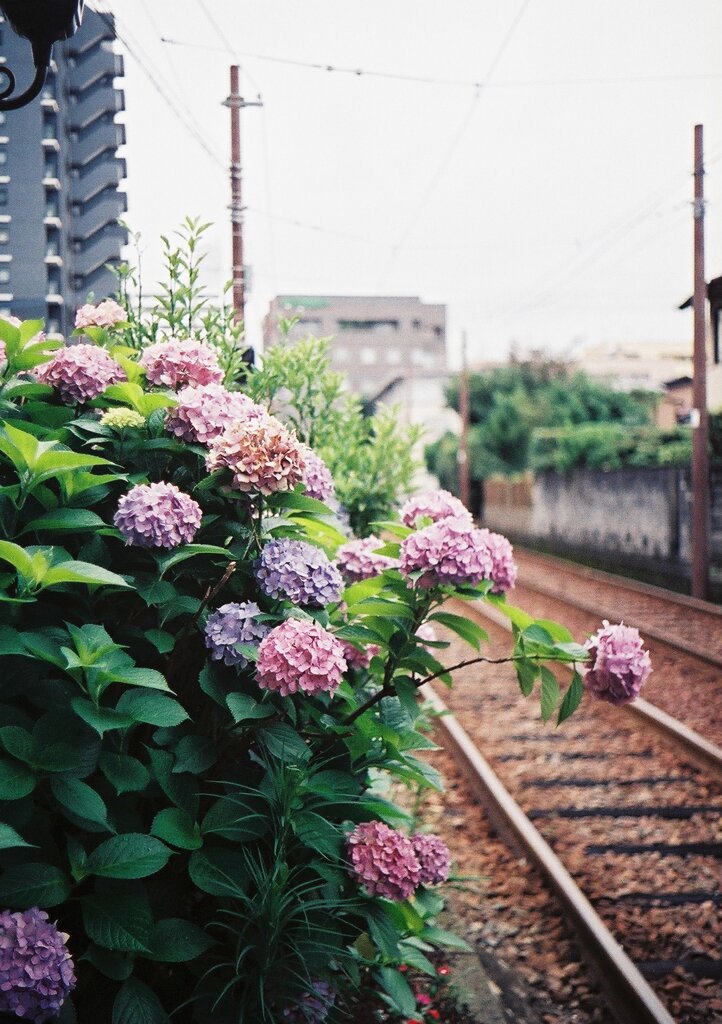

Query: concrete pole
[691,123,710,600]
[228,66,245,324]
[459,330,471,512]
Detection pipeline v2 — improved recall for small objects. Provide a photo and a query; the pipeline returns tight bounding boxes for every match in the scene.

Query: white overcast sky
[91,0,722,366]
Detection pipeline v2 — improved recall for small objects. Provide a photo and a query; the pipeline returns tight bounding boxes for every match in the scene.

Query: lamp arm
[0,39,52,112]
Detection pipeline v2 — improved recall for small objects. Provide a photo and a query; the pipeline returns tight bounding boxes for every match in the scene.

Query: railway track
[424,585,722,1024]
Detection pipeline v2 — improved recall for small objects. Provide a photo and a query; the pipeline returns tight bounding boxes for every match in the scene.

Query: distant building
[0,8,127,334]
[263,295,447,396]
[574,339,693,393]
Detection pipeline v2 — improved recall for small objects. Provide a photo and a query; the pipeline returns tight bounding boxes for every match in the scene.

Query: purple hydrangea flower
[347,821,421,901]
[0,907,76,1023]
[165,383,267,445]
[114,481,202,548]
[399,516,494,589]
[140,337,223,389]
[282,981,336,1023]
[400,489,472,529]
[256,618,347,696]
[206,416,306,495]
[584,620,652,706]
[476,528,517,594]
[36,343,126,403]
[255,538,343,607]
[336,536,398,583]
[411,833,451,885]
[300,445,335,503]
[204,601,270,667]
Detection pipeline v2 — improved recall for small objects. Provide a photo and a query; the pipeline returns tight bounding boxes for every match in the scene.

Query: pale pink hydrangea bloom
[206,415,306,495]
[336,536,398,583]
[411,833,451,885]
[75,299,127,329]
[256,618,347,696]
[114,481,202,548]
[400,489,472,529]
[415,622,438,650]
[165,382,267,445]
[347,821,422,901]
[339,639,380,671]
[399,516,494,589]
[0,314,21,327]
[300,444,335,503]
[476,527,517,594]
[584,620,652,706]
[0,339,6,366]
[140,337,223,389]
[36,344,125,403]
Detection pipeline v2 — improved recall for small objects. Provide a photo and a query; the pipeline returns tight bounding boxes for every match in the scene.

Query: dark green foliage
[530,423,693,473]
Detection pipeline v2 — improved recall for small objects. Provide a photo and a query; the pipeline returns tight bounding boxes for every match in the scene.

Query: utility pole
[458,330,471,512]
[691,123,710,600]
[224,66,262,344]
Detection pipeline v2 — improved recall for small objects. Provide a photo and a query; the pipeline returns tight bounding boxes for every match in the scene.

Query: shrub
[529,423,692,473]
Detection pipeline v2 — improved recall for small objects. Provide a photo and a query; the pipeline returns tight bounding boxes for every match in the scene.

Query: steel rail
[420,683,676,1024]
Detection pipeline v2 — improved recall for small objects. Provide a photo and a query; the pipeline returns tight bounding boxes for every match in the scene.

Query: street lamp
[0,0,84,111]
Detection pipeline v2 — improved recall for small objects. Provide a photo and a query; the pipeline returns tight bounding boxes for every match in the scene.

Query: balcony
[69,120,125,168]
[71,158,125,205]
[71,189,127,242]
[67,48,124,93]
[67,20,115,58]
[66,88,124,133]
[43,216,62,229]
[42,177,61,191]
[72,223,127,279]
[42,138,61,152]
[44,254,63,267]
[41,97,59,113]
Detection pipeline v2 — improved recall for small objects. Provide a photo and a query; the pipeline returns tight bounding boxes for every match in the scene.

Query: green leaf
[378,967,416,1016]
[0,758,36,799]
[558,670,585,725]
[0,862,72,908]
[539,666,561,723]
[151,808,202,851]
[258,721,310,763]
[0,541,37,581]
[85,834,173,880]
[428,611,488,651]
[488,597,534,630]
[83,945,134,982]
[516,660,538,697]
[157,544,232,578]
[0,822,34,849]
[20,509,106,535]
[188,847,248,897]
[100,753,151,795]
[144,629,174,654]
[51,777,114,832]
[292,812,341,859]
[420,925,472,951]
[523,623,555,646]
[70,698,134,736]
[82,888,153,953]
[113,978,170,1024]
[201,797,268,842]
[226,692,275,724]
[172,735,216,774]
[42,560,129,590]
[146,918,215,962]
[115,690,187,726]
[111,668,171,693]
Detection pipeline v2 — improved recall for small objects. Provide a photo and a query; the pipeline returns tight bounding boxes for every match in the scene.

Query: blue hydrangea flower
[254,538,343,607]
[0,907,76,1023]
[204,601,270,667]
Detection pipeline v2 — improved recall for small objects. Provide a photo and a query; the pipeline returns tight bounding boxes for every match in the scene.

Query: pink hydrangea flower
[476,527,517,594]
[400,489,472,529]
[399,516,494,589]
[411,834,451,885]
[336,536,398,583]
[339,639,380,671]
[256,618,347,696]
[584,620,652,706]
[0,314,21,327]
[0,907,76,1023]
[165,382,267,445]
[75,299,127,330]
[114,481,202,548]
[36,344,126,403]
[206,415,306,495]
[300,444,335,503]
[347,821,421,901]
[0,339,6,366]
[140,337,223,389]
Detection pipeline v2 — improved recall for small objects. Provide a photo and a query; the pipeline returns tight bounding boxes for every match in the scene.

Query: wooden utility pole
[459,330,471,511]
[224,66,262,328]
[691,123,710,600]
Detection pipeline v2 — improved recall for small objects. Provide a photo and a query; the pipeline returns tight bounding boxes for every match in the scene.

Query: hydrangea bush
[0,297,651,1023]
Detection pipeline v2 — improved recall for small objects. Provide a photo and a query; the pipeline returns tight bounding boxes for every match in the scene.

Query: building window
[0,188,7,207]
[360,348,378,365]
[0,268,10,284]
[338,318,399,332]
[333,347,349,363]
[386,349,402,364]
[0,230,8,245]
[0,148,7,166]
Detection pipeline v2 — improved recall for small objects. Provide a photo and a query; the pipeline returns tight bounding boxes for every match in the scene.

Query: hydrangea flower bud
[584,620,652,705]
[100,407,145,430]
[0,907,76,1023]
[411,833,451,885]
[204,601,270,667]
[140,337,223,389]
[255,538,343,607]
[347,821,421,901]
[256,618,347,696]
[75,299,127,330]
[399,516,494,589]
[165,383,267,445]
[206,416,306,495]
[36,344,125,403]
[336,536,398,583]
[114,481,202,548]
[400,489,472,528]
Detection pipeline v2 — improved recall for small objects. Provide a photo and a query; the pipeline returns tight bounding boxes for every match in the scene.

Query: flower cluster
[100,407,146,431]
[282,981,336,1024]
[206,416,306,495]
[140,337,223,389]
[0,907,76,1023]
[400,489,472,529]
[300,445,336,503]
[114,481,202,549]
[165,383,267,445]
[75,299,127,330]
[204,602,271,668]
[0,339,6,367]
[476,527,517,594]
[36,344,125,403]
[255,539,343,607]
[336,536,398,583]
[584,620,652,705]
[256,618,347,696]
[412,834,452,885]
[399,516,494,589]
[339,639,380,671]
[347,822,422,901]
